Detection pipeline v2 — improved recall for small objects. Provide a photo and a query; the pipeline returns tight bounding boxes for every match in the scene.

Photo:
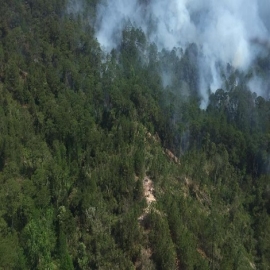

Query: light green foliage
[22,209,55,269]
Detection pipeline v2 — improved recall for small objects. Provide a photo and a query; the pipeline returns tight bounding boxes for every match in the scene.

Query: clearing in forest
[138,176,156,221]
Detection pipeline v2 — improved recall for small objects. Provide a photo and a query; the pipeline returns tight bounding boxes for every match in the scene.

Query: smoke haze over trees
[95,0,270,106]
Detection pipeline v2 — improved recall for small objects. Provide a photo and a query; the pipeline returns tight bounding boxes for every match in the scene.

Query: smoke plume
[95,0,270,106]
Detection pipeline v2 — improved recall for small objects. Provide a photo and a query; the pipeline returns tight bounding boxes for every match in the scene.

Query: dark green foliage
[148,211,177,269]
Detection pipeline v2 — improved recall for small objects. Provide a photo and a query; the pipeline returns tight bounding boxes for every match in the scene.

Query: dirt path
[136,176,156,269]
[138,176,156,221]
[143,176,156,204]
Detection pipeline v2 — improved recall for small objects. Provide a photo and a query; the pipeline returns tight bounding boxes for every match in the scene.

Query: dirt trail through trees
[136,176,156,268]
[143,176,156,204]
[138,176,156,221]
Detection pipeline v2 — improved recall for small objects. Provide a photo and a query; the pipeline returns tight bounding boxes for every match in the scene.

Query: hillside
[0,1,270,269]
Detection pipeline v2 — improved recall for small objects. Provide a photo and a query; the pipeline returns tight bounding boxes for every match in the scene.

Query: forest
[0,0,270,269]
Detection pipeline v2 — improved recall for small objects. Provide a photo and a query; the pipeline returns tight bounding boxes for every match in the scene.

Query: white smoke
[248,76,270,100]
[95,0,270,106]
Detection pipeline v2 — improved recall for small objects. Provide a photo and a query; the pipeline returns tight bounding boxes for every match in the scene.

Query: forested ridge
[0,1,270,269]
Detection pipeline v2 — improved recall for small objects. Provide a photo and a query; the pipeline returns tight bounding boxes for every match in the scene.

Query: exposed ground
[138,176,156,222]
[136,176,156,269]
[143,176,156,204]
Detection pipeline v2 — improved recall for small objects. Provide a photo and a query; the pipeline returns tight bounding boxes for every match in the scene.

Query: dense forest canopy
[0,0,270,269]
